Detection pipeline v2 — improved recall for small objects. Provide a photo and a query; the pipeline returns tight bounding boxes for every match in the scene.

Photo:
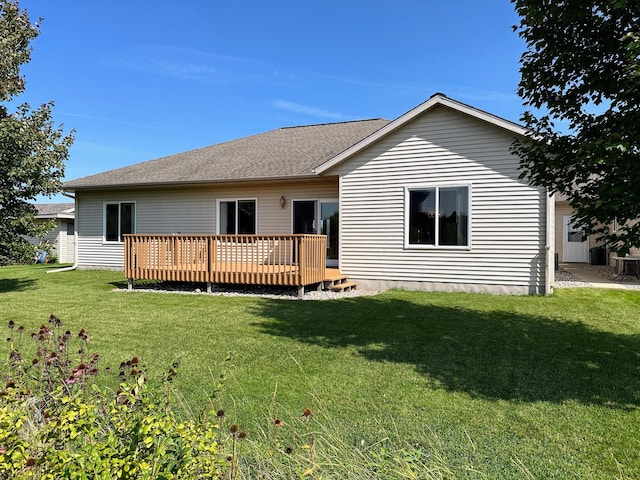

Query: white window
[104,202,135,243]
[217,199,257,234]
[405,185,470,248]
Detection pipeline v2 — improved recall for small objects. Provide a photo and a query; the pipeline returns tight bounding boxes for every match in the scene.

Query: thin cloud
[272,100,345,120]
[60,112,165,131]
[102,45,521,113]
[104,54,220,82]
[103,45,422,92]
[69,140,152,162]
[317,73,428,92]
[102,45,292,85]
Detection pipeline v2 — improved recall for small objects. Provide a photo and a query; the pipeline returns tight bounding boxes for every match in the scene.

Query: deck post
[206,282,212,294]
[127,278,133,291]
[297,285,305,298]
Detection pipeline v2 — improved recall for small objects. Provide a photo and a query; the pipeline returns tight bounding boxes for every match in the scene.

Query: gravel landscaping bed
[554,268,590,288]
[120,281,381,300]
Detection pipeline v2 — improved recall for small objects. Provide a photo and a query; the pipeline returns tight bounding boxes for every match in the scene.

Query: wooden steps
[330,281,358,292]
[323,269,357,292]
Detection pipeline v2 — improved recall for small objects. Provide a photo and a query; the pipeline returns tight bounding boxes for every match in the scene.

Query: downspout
[544,191,555,295]
[47,191,79,273]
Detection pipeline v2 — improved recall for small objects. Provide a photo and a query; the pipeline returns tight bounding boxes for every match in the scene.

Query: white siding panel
[334,105,547,294]
[76,180,337,269]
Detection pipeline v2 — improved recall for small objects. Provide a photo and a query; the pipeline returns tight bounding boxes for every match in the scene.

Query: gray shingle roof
[35,203,75,218]
[64,119,390,189]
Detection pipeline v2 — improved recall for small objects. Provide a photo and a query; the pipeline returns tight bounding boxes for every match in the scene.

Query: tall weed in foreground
[208,369,485,479]
[2,315,481,479]
[216,402,481,480]
[1,316,221,479]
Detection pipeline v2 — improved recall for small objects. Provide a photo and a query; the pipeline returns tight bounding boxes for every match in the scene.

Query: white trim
[314,94,526,175]
[215,198,258,234]
[102,201,136,244]
[403,183,472,250]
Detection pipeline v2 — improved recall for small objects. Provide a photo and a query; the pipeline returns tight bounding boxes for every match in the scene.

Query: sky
[14,1,527,203]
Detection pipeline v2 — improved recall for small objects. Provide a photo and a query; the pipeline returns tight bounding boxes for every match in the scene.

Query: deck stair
[323,269,358,292]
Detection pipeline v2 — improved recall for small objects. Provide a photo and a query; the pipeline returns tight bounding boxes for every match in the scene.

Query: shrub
[1,317,221,479]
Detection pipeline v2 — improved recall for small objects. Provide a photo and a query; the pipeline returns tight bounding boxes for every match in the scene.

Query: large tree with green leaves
[512,0,640,254]
[0,0,74,265]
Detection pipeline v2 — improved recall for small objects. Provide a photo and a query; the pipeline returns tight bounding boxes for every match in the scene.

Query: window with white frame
[104,202,135,242]
[218,199,256,234]
[406,185,470,248]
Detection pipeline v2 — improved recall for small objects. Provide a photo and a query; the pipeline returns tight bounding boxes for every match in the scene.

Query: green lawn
[1,264,639,478]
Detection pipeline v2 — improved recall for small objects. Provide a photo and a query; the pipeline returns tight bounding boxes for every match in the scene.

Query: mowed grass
[1,264,639,478]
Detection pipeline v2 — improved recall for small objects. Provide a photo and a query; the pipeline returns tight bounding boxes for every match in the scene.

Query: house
[31,203,75,263]
[63,94,555,294]
[555,202,640,264]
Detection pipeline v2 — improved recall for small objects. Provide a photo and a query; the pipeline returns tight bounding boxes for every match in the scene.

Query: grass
[1,264,639,478]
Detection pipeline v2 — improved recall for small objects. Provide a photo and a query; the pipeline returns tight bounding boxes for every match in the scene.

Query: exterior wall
[29,219,74,263]
[64,220,75,263]
[75,179,337,270]
[555,201,622,264]
[555,202,573,264]
[331,105,548,294]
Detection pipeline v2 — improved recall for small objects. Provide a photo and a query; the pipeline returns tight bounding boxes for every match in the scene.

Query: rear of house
[72,179,339,270]
[316,97,551,294]
[64,94,553,294]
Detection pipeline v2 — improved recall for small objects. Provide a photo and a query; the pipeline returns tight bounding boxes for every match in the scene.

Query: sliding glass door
[292,199,339,267]
[320,201,338,267]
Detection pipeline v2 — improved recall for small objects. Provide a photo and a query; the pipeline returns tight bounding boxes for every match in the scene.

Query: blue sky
[15,1,526,202]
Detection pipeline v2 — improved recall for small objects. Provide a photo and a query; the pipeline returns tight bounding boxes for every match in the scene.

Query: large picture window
[105,202,135,243]
[218,199,256,234]
[406,185,470,248]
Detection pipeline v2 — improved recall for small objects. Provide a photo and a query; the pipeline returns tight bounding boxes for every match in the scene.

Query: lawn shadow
[252,295,640,409]
[0,277,36,293]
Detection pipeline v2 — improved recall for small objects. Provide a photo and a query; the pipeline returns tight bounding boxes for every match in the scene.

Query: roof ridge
[279,118,388,130]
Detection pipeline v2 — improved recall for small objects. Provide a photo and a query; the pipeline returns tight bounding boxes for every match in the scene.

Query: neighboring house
[64,94,555,294]
[31,203,76,263]
[555,197,638,264]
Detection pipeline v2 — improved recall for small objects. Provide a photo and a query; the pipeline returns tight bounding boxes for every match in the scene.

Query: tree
[0,0,74,265]
[512,0,640,255]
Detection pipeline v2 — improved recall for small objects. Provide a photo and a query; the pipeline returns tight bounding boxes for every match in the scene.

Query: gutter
[63,174,322,192]
[47,191,79,273]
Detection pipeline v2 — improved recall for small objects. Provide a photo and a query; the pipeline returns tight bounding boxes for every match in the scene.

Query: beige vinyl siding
[54,220,75,263]
[76,179,337,269]
[53,220,68,263]
[55,221,67,262]
[333,106,547,294]
[63,221,75,263]
[555,202,573,263]
[556,202,636,264]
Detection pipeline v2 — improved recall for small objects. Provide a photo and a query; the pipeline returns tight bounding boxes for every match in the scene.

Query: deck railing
[124,234,327,288]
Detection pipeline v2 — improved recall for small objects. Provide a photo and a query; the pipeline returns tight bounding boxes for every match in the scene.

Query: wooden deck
[124,234,329,296]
